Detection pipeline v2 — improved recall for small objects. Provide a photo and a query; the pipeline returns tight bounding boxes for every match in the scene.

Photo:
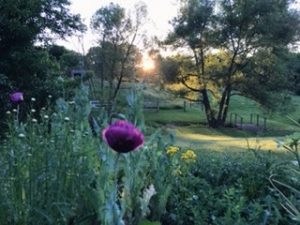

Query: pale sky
[56,0,300,53]
[56,0,180,53]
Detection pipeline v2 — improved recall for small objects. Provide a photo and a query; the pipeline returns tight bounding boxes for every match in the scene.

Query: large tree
[90,2,146,113]
[167,0,300,127]
[0,0,85,130]
[0,0,85,86]
[0,0,84,53]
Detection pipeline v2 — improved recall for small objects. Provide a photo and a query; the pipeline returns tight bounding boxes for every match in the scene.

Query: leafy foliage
[166,0,300,127]
[89,2,146,111]
[0,0,85,133]
[163,149,293,225]
[0,85,172,225]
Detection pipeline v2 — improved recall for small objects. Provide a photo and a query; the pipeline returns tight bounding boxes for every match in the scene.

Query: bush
[163,149,293,225]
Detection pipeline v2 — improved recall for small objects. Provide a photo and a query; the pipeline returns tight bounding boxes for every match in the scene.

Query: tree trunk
[201,86,232,128]
[216,84,231,126]
[217,87,228,122]
[100,63,104,96]
[222,86,231,123]
[201,89,218,128]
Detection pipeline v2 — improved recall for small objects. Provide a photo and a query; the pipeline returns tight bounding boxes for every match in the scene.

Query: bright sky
[56,0,180,53]
[57,0,300,53]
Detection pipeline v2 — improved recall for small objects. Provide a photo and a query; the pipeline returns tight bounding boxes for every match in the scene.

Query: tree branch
[180,74,202,92]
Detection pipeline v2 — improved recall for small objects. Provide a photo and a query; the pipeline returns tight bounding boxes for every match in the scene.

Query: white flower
[64,117,70,122]
[32,118,37,123]
[31,109,36,113]
[18,133,25,138]
[6,111,11,115]
[140,184,157,217]
[41,107,46,111]
[31,97,36,102]
[291,160,299,166]
[144,184,156,201]
[68,101,75,105]
[48,95,52,99]
[44,115,49,119]
[57,76,64,82]
[12,109,17,113]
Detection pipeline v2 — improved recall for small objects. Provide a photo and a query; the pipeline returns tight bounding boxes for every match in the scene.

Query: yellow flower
[166,146,180,155]
[181,150,197,163]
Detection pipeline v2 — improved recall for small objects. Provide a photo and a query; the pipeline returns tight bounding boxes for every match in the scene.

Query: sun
[141,56,155,71]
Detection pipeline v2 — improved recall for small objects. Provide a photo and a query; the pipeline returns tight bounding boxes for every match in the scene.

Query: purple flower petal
[10,92,24,103]
[102,120,144,153]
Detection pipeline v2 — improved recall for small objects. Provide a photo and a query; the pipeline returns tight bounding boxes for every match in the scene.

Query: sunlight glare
[142,56,155,71]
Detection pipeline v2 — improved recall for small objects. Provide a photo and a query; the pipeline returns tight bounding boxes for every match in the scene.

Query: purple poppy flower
[102,120,144,153]
[10,92,24,103]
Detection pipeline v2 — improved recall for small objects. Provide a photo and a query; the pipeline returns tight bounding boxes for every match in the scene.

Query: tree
[0,0,85,55]
[0,0,85,92]
[48,45,69,61]
[284,52,300,95]
[160,55,197,84]
[160,57,180,84]
[0,0,85,131]
[90,2,147,113]
[167,0,300,127]
[60,51,83,75]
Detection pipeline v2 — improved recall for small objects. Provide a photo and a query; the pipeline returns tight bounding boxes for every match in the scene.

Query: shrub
[163,149,292,225]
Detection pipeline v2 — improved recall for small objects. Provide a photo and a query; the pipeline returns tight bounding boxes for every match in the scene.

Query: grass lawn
[174,124,278,151]
[144,94,300,151]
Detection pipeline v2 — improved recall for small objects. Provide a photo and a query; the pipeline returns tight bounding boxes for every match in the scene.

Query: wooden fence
[229,113,267,130]
[143,100,203,112]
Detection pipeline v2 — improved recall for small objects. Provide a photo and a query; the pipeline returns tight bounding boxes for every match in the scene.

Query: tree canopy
[167,0,300,127]
[0,0,85,53]
[0,0,85,127]
[89,2,147,111]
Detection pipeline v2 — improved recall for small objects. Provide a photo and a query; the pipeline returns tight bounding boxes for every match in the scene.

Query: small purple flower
[10,92,24,103]
[102,120,144,153]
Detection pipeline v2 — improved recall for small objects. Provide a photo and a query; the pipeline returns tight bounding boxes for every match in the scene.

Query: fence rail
[143,100,203,112]
[229,113,267,131]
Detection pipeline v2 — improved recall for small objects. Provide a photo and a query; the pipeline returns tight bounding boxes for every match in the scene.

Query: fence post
[250,114,253,124]
[184,101,187,112]
[156,100,160,112]
[256,114,260,127]
[240,117,243,128]
[263,117,267,130]
[230,113,233,124]
[234,113,237,126]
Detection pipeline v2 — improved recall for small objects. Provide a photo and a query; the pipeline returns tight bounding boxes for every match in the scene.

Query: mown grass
[145,94,300,131]
[174,124,278,151]
[144,93,300,151]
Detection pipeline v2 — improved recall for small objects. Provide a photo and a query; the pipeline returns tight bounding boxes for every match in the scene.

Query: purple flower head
[102,120,144,153]
[10,92,24,103]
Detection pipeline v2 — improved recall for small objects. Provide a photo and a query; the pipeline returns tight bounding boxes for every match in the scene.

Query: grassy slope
[144,88,300,151]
